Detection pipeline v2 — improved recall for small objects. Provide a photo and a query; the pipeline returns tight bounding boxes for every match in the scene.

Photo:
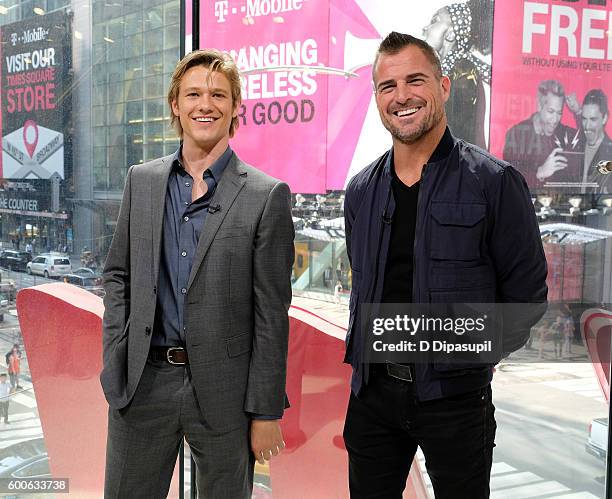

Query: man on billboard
[574,89,612,193]
[343,32,547,498]
[101,49,294,498]
[503,80,579,188]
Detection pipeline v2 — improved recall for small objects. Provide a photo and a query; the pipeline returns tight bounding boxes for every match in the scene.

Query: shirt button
[181,288,187,294]
[185,182,190,187]
[183,216,189,222]
[181,251,187,257]
[184,201,189,205]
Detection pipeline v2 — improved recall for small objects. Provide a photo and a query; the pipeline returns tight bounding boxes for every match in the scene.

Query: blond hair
[167,49,242,138]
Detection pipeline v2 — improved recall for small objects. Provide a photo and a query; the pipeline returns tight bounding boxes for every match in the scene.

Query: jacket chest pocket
[429,202,486,261]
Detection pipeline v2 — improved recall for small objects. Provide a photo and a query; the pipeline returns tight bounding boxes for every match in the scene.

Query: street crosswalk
[496,362,606,402]
[0,379,43,449]
[416,450,600,499]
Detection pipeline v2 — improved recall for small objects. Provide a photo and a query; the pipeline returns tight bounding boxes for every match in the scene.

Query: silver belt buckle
[166,347,185,365]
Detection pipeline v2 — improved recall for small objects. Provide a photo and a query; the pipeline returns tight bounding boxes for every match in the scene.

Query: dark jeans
[343,369,496,499]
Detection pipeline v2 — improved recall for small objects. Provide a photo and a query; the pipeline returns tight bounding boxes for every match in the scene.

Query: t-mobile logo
[215,1,229,22]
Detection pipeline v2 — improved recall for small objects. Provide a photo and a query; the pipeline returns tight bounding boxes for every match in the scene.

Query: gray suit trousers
[105,359,254,498]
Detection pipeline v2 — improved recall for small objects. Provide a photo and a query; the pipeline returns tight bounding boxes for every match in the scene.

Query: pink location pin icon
[23,120,39,158]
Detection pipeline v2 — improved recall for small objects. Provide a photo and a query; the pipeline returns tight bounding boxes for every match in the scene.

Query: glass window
[164,25,179,49]
[94,167,109,190]
[94,147,107,169]
[107,81,125,104]
[144,75,163,97]
[107,38,124,62]
[93,127,106,148]
[163,49,178,74]
[92,43,106,65]
[92,83,107,107]
[106,60,126,85]
[108,126,127,147]
[145,122,163,144]
[124,11,143,36]
[126,101,143,124]
[144,52,164,76]
[124,33,143,59]
[124,56,143,81]
[144,144,163,161]
[107,19,123,42]
[125,78,144,101]
[143,28,163,54]
[92,106,107,127]
[108,103,125,125]
[145,100,164,122]
[144,6,163,31]
[109,164,127,190]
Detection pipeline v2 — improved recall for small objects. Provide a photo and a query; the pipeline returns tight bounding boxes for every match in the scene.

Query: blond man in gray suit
[101,49,294,498]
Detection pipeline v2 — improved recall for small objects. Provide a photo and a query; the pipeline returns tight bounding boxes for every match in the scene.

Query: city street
[413,362,608,498]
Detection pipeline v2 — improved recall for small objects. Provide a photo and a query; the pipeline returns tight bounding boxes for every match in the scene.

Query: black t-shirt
[380,168,420,304]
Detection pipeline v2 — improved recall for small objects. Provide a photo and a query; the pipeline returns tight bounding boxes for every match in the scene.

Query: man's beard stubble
[382,102,445,145]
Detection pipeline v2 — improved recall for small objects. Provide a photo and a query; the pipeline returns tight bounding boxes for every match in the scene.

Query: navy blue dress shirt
[152,146,278,420]
[152,146,232,347]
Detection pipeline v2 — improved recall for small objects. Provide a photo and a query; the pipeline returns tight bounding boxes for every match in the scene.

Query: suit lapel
[151,156,173,286]
[186,153,247,290]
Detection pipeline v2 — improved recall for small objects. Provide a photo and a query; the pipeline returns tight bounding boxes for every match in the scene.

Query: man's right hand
[536,148,567,182]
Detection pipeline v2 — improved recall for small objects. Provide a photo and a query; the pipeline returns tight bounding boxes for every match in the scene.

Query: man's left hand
[250,420,285,465]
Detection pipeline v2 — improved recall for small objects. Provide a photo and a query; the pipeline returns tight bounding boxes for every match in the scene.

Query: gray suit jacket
[100,151,294,431]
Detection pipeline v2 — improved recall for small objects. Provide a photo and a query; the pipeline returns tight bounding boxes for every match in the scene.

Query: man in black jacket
[342,32,547,499]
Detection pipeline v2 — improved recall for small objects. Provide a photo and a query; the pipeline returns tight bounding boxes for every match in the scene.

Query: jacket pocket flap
[216,224,251,239]
[431,203,485,227]
[226,332,252,358]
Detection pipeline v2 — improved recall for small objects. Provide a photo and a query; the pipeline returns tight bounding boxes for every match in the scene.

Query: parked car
[26,253,72,278]
[0,250,32,272]
[72,267,97,276]
[0,438,49,479]
[62,273,105,297]
[586,417,608,460]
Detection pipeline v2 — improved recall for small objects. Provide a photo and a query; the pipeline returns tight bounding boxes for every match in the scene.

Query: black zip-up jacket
[344,128,548,400]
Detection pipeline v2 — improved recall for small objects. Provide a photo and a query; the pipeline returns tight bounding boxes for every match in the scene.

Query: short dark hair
[373,31,442,83]
[583,89,608,117]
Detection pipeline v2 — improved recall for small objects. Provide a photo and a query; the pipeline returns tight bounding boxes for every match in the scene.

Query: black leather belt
[149,346,188,365]
[372,362,413,382]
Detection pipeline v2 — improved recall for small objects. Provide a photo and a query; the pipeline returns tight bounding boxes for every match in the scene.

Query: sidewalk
[291,293,349,328]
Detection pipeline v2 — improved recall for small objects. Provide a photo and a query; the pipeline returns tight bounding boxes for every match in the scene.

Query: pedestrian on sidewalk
[0,373,10,424]
[334,281,343,304]
[7,346,21,390]
[5,343,21,366]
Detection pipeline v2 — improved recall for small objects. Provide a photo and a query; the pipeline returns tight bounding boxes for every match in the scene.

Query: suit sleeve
[488,165,548,355]
[244,181,295,417]
[101,166,134,366]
